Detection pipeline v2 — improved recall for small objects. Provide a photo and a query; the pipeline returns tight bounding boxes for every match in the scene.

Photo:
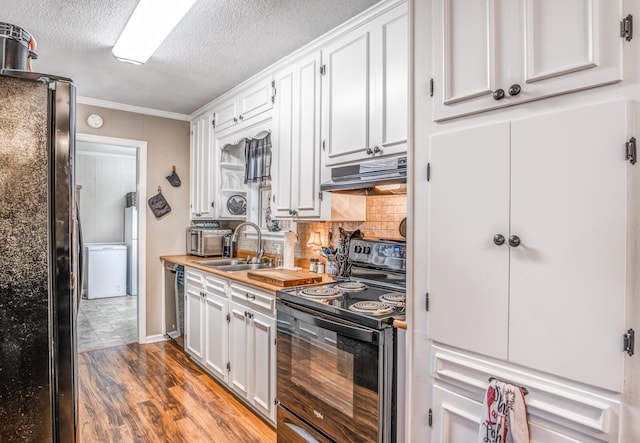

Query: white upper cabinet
[429,101,630,391]
[433,0,624,121]
[190,112,215,219]
[272,51,322,219]
[213,78,274,133]
[322,2,408,166]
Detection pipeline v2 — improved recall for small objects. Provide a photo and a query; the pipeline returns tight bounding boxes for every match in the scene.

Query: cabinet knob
[508,235,521,247]
[492,89,505,100]
[233,117,238,123]
[508,84,522,96]
[239,114,244,121]
[373,146,381,154]
[366,147,373,155]
[493,234,505,246]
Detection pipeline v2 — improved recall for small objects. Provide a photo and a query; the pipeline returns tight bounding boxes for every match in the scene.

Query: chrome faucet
[231,222,263,263]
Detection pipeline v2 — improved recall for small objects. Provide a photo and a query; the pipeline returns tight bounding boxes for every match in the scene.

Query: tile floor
[77,295,138,352]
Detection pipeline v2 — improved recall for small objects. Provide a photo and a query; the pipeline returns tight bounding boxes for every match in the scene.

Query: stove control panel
[349,239,406,270]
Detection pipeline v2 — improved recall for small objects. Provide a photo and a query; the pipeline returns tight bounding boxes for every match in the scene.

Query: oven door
[277,300,391,443]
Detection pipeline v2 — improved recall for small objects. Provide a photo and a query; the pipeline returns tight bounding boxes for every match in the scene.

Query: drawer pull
[245,292,256,300]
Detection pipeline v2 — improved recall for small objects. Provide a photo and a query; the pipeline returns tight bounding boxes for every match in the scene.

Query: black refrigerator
[0,70,79,441]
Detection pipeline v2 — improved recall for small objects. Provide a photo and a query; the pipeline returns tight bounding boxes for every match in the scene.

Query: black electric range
[276,238,407,330]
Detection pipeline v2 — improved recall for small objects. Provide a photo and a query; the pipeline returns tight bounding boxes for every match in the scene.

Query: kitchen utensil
[0,23,38,71]
[399,217,406,238]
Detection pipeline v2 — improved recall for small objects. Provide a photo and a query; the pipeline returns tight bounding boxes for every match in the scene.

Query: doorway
[75,134,147,351]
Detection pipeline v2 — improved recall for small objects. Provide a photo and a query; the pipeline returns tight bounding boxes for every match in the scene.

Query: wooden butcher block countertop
[160,254,335,293]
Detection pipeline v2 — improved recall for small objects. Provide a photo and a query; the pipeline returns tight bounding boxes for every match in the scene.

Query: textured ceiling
[1,0,380,115]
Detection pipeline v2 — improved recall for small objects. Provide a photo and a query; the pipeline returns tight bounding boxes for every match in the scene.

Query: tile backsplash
[228,194,406,260]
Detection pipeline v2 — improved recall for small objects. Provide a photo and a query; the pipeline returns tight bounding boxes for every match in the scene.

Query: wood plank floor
[78,342,276,443]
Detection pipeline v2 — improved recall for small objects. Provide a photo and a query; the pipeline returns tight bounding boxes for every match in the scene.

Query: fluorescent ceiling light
[112,0,197,64]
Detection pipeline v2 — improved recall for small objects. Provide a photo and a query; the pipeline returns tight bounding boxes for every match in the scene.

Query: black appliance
[0,68,79,441]
[276,239,406,442]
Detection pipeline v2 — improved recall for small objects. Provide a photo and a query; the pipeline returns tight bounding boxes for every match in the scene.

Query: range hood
[321,156,407,193]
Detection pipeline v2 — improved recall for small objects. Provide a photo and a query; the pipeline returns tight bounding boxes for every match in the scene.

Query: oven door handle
[277,301,378,344]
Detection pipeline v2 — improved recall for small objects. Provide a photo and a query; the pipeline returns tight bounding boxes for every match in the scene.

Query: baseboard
[144,334,168,344]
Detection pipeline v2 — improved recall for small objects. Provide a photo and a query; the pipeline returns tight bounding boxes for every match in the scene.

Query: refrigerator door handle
[74,203,83,310]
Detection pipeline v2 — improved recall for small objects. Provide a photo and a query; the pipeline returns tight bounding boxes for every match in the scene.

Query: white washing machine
[85,243,127,299]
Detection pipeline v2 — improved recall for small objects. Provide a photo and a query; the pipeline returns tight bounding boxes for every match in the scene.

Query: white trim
[144,334,168,344]
[76,133,148,345]
[77,96,190,121]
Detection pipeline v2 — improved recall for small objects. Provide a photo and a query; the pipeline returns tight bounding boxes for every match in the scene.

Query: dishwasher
[164,263,185,349]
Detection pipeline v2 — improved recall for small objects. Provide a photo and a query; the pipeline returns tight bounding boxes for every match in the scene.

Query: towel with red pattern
[478,379,530,443]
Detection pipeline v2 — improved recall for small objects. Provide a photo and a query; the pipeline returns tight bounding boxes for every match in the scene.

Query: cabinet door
[229,302,250,399]
[509,101,627,391]
[322,24,373,166]
[185,286,203,360]
[517,0,622,105]
[238,77,273,122]
[204,293,228,383]
[190,113,215,218]
[214,97,238,132]
[371,3,408,157]
[250,310,276,421]
[429,122,510,360]
[432,385,482,443]
[293,51,322,218]
[272,64,296,218]
[433,0,623,121]
[432,0,498,121]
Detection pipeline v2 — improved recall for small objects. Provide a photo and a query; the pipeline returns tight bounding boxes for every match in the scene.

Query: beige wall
[76,104,190,337]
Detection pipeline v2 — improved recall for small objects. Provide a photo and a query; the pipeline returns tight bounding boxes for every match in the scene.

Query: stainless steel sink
[216,263,273,272]
[194,259,273,272]
[194,259,248,267]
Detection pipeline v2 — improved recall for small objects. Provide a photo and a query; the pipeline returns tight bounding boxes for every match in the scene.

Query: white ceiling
[1,0,380,115]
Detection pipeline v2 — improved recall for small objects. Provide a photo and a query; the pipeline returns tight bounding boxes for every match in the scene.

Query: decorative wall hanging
[148,185,171,218]
[166,165,181,187]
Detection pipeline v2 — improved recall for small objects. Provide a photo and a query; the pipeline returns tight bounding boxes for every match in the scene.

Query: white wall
[76,143,136,243]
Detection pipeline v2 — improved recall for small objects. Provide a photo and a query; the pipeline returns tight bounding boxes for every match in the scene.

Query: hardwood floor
[78,342,276,443]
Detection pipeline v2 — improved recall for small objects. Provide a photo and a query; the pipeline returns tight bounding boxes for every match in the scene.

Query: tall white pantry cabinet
[412,0,640,442]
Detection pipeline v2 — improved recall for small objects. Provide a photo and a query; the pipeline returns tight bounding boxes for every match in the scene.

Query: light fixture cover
[112,0,197,64]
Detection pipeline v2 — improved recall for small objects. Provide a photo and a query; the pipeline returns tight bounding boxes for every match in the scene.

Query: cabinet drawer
[185,267,205,290]
[205,274,227,297]
[230,282,274,315]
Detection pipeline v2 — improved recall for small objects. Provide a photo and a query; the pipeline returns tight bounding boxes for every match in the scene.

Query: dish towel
[478,379,530,443]
[244,133,272,184]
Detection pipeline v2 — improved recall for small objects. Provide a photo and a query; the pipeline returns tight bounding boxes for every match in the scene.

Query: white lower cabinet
[229,301,250,398]
[184,268,205,360]
[432,385,482,443]
[430,344,621,443]
[182,267,276,424]
[203,274,228,382]
[229,282,277,422]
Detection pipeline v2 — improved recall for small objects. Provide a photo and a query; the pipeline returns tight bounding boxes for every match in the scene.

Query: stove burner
[334,281,368,292]
[300,287,343,300]
[348,301,394,316]
[379,292,406,305]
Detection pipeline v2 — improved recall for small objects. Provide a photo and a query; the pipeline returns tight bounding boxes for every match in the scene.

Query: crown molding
[76,96,190,121]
